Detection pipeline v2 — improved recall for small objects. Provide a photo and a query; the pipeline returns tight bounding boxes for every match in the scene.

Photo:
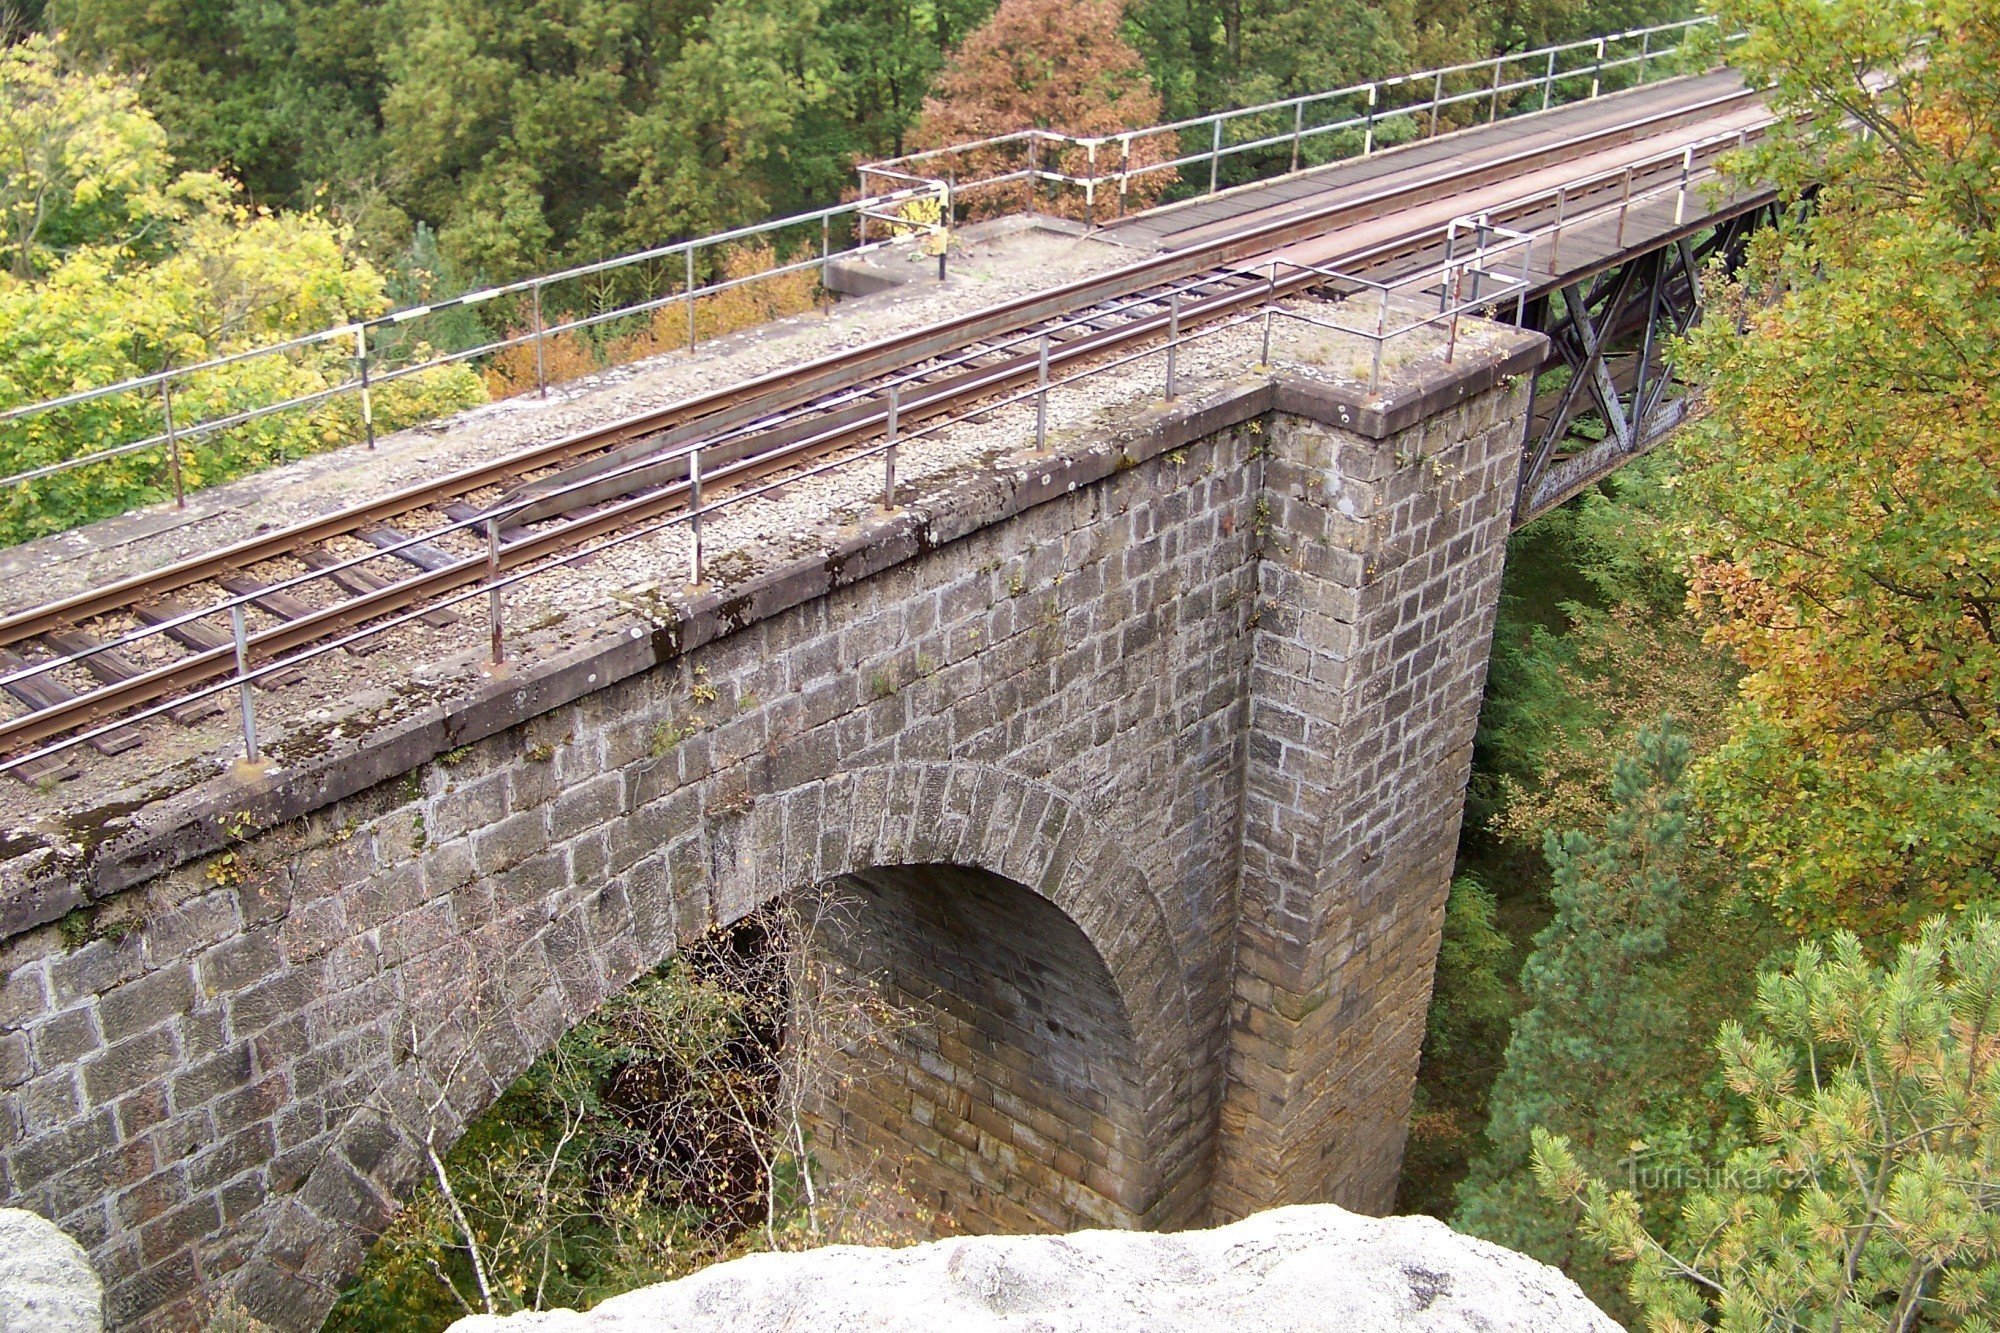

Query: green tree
[48,0,391,211]
[0,40,482,543]
[377,0,846,278]
[1536,911,2000,1330]
[0,34,179,277]
[1455,724,1704,1309]
[1672,0,2000,936]
[821,0,997,158]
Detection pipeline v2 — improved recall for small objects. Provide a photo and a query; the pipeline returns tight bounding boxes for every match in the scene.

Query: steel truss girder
[1511,204,1772,525]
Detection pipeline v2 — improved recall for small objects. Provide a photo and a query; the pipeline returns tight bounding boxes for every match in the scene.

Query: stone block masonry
[0,319,1543,1329]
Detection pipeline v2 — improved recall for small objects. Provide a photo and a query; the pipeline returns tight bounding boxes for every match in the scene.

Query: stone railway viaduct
[0,323,1546,1326]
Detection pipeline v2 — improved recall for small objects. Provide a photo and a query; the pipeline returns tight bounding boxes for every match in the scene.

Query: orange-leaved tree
[907,0,1175,221]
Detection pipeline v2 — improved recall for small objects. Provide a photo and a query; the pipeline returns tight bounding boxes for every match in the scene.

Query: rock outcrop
[445,1204,1621,1333]
[0,1208,103,1332]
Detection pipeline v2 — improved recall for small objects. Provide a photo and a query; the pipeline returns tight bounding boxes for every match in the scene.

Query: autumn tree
[1669,0,2000,936]
[1535,911,2000,1330]
[909,0,1175,219]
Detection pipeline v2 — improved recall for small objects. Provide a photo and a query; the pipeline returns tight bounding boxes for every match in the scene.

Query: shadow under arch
[806,862,1152,1233]
[238,762,1214,1326]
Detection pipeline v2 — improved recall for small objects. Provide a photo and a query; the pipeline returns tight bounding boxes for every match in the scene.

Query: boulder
[0,1208,102,1332]
[445,1204,1621,1332]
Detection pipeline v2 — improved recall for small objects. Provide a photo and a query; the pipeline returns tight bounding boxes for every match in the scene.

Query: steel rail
[0,90,1770,760]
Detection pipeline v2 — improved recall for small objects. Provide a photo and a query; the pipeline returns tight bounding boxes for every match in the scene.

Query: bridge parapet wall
[0,323,1542,1330]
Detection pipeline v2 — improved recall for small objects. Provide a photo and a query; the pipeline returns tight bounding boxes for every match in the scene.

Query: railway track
[0,79,1768,781]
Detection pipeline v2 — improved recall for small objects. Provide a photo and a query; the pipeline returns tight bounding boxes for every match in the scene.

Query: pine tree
[1454,723,1697,1310]
[1536,911,2000,1330]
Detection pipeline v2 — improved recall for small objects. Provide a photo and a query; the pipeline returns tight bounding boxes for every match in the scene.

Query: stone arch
[232,762,1208,1326]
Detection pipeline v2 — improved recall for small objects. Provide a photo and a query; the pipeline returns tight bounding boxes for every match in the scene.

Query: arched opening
[805,864,1151,1235]
[325,862,1151,1325]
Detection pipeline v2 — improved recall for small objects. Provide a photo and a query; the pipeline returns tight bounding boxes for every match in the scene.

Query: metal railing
[0,17,1727,515]
[1268,218,1536,390]
[0,180,953,495]
[862,16,1724,223]
[0,217,1536,778]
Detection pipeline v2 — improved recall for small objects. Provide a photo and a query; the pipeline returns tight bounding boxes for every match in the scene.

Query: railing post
[1086,140,1099,227]
[1439,222,1458,313]
[1364,84,1377,156]
[1638,30,1651,82]
[159,374,185,509]
[1677,145,1692,225]
[883,384,900,508]
[821,213,831,289]
[1035,332,1050,450]
[1617,166,1633,244]
[354,326,376,449]
[1026,135,1040,213]
[1118,136,1131,217]
[1543,49,1557,110]
[1371,286,1388,390]
[1592,39,1605,99]
[1445,265,1466,364]
[1489,56,1504,121]
[1551,188,1566,269]
[230,603,258,763]
[687,445,705,586]
[486,517,505,665]
[531,282,547,398]
[1209,118,1223,194]
[1290,101,1304,173]
[1429,69,1445,136]
[1261,260,1277,365]
[685,246,698,355]
[1166,291,1180,400]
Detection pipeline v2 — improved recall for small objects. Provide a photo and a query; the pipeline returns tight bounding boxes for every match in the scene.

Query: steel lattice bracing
[1510,204,1775,524]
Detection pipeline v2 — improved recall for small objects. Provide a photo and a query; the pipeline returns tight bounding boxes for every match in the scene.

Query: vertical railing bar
[486,518,505,665]
[1085,140,1099,226]
[685,246,698,355]
[230,604,258,763]
[1035,333,1051,449]
[883,384,900,509]
[1262,260,1277,365]
[160,374,185,509]
[1543,50,1557,110]
[1445,265,1466,363]
[1430,69,1446,136]
[1209,119,1223,194]
[355,326,376,450]
[1364,84,1377,156]
[687,445,705,586]
[1371,287,1388,390]
[531,282,547,399]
